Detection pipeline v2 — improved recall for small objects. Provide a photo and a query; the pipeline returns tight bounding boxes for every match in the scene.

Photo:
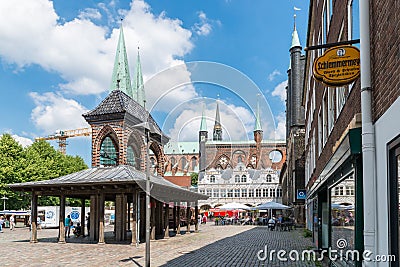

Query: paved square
[0,224,316,266]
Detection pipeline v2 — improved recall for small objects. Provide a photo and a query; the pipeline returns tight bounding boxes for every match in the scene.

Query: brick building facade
[303,1,363,265]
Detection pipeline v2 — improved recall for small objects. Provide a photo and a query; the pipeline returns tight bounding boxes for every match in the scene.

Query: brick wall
[370,0,400,121]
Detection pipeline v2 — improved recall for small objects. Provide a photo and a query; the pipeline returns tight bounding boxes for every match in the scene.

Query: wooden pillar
[164,204,169,238]
[59,195,66,243]
[89,195,97,241]
[172,205,177,232]
[122,194,127,240]
[151,198,156,240]
[127,201,131,232]
[30,191,38,243]
[186,204,191,233]
[195,205,199,233]
[80,198,86,237]
[131,191,137,246]
[98,194,105,244]
[115,194,123,241]
[157,201,163,236]
[177,206,181,235]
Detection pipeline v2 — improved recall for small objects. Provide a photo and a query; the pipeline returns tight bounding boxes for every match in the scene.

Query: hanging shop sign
[313,45,360,86]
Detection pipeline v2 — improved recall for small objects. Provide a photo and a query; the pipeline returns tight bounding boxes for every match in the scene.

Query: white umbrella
[255,201,290,210]
[218,202,250,210]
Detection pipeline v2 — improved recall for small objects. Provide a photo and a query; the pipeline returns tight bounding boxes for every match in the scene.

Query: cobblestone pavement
[0,224,317,266]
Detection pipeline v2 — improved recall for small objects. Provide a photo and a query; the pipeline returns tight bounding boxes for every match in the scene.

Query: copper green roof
[291,16,301,48]
[111,25,133,98]
[200,103,207,131]
[133,49,145,107]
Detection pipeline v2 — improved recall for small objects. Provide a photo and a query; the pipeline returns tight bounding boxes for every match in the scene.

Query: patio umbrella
[255,201,290,210]
[218,202,250,210]
[252,201,290,218]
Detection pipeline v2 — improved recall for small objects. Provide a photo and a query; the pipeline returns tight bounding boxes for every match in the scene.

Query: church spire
[291,14,301,49]
[213,100,222,141]
[200,102,207,132]
[110,23,133,98]
[134,47,145,107]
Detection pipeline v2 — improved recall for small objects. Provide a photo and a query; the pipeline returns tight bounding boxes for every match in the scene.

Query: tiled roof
[83,90,165,138]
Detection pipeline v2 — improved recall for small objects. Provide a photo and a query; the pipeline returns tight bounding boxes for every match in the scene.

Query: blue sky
[0,0,309,165]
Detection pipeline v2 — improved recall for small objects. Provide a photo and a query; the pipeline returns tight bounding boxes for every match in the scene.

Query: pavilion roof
[8,165,207,203]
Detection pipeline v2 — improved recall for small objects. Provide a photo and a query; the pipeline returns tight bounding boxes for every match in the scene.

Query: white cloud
[30,92,89,134]
[165,101,255,142]
[271,80,287,103]
[0,0,194,97]
[0,0,200,132]
[78,8,102,20]
[193,11,213,36]
[271,113,286,140]
[268,70,281,81]
[12,134,33,147]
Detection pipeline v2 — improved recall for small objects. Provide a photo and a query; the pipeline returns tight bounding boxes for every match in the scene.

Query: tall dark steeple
[213,100,222,141]
[288,14,305,129]
[199,103,208,179]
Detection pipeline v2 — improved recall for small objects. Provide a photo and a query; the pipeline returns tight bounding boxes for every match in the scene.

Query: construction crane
[35,127,92,154]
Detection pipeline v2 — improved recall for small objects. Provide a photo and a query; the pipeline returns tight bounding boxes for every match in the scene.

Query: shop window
[388,137,400,261]
[330,176,355,257]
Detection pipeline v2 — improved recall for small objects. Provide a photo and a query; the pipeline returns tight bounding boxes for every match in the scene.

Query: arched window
[100,136,117,166]
[238,155,243,163]
[266,174,272,183]
[191,157,197,171]
[241,175,247,183]
[235,175,240,183]
[127,146,136,168]
[171,157,176,167]
[180,157,187,170]
[210,175,216,183]
[150,157,156,167]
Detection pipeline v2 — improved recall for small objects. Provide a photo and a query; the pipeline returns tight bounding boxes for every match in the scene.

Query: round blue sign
[70,211,80,220]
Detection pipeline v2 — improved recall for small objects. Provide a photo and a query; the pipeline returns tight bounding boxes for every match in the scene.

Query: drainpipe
[360,0,377,265]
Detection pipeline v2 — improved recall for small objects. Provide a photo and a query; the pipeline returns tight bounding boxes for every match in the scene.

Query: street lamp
[1,196,8,211]
[133,121,156,267]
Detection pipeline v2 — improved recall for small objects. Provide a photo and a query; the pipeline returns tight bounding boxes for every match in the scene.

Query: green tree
[0,135,88,210]
[190,172,198,186]
[0,134,26,210]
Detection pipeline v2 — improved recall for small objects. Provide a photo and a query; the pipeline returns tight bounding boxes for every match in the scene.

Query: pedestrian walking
[86,212,90,236]
[0,216,4,232]
[9,214,15,230]
[65,215,72,238]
